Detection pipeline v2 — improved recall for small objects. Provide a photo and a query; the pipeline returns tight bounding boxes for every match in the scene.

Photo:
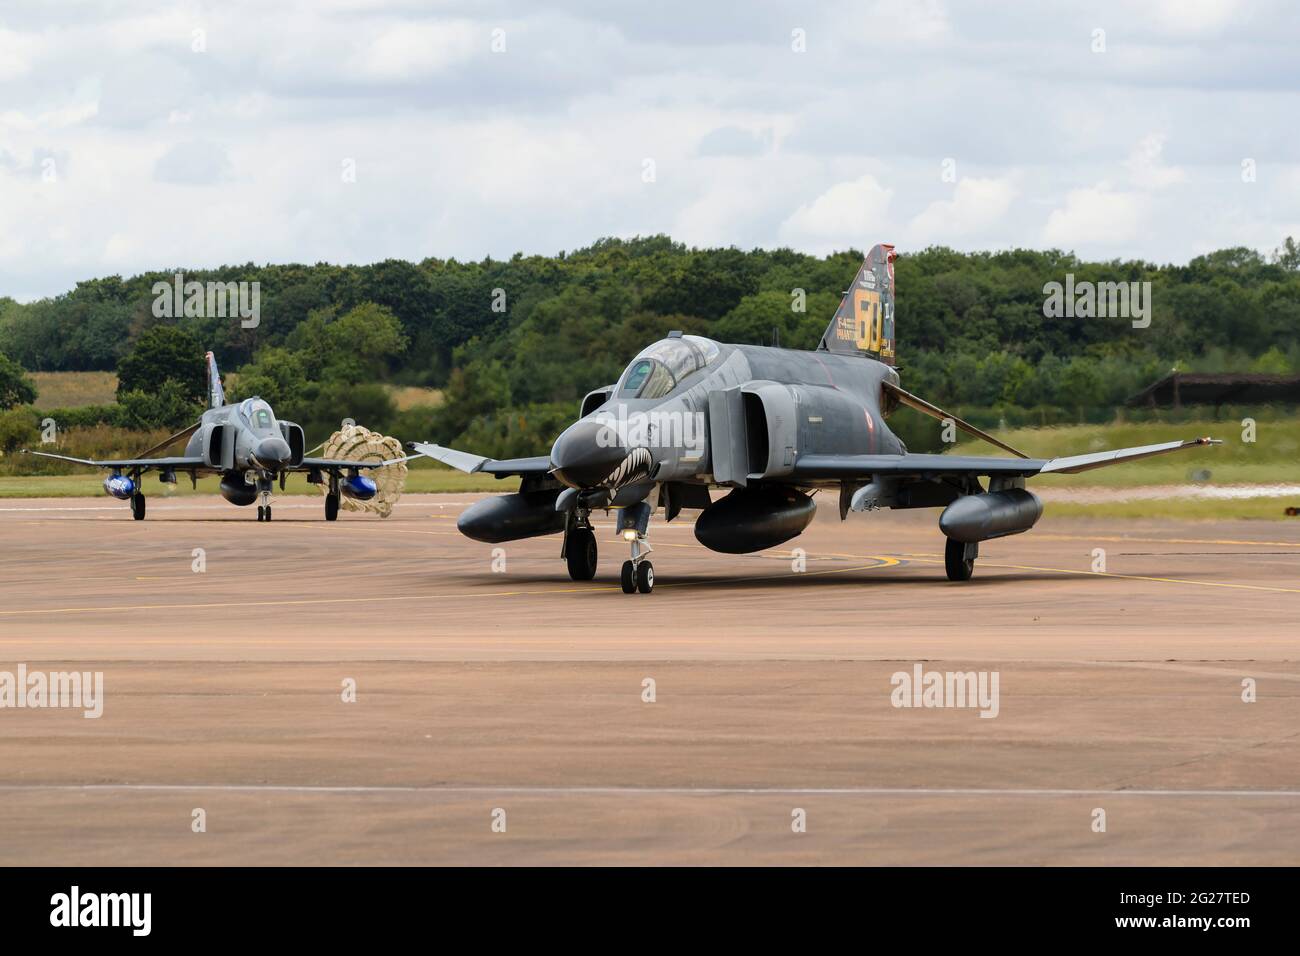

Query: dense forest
[1,236,1298,457]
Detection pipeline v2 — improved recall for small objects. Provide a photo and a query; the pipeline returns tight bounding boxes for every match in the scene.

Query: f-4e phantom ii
[413,243,1219,593]
[25,352,412,521]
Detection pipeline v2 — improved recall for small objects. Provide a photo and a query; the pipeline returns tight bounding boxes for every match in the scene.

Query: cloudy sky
[3,0,1300,299]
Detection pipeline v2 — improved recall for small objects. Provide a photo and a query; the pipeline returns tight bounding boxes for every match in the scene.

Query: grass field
[385,385,443,410]
[4,472,1292,520]
[24,373,438,413]
[951,418,1298,487]
[1040,499,1298,520]
[29,371,118,408]
[3,418,1295,518]
[0,463,515,498]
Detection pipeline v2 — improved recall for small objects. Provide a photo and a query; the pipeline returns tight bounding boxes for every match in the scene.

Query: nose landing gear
[617,501,654,594]
[256,476,274,522]
[620,547,653,594]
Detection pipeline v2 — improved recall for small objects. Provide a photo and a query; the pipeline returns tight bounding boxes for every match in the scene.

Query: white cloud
[345,19,482,81]
[0,28,41,81]
[908,176,1017,240]
[832,0,951,47]
[780,174,894,250]
[153,140,233,185]
[1,1,1299,298]
[1042,184,1151,245]
[1144,0,1243,36]
[1124,133,1188,189]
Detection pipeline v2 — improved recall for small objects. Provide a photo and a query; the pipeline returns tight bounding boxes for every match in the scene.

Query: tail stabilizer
[206,351,225,408]
[818,243,896,364]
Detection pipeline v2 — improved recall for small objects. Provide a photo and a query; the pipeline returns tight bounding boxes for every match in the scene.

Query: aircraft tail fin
[206,351,225,408]
[818,243,896,365]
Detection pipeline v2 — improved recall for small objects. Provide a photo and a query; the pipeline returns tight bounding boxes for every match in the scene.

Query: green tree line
[2,236,1298,457]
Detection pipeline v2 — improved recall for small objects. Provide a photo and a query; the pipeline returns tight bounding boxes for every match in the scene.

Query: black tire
[636,561,654,594]
[566,527,597,581]
[620,560,636,593]
[257,506,265,522]
[265,505,272,521]
[131,493,146,521]
[325,493,339,521]
[945,538,974,581]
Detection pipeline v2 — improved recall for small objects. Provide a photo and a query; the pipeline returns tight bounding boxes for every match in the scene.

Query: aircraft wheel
[945,538,974,581]
[257,506,265,522]
[265,506,272,521]
[620,560,636,594]
[325,493,339,522]
[566,528,597,581]
[636,561,654,594]
[131,493,146,521]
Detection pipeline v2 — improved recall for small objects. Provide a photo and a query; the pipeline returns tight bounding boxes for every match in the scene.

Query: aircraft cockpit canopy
[616,334,719,400]
[240,398,279,434]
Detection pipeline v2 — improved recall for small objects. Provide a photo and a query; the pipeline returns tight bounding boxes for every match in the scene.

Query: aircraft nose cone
[550,419,627,489]
[253,437,292,470]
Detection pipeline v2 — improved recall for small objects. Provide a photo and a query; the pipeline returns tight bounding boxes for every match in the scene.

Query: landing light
[622,529,638,541]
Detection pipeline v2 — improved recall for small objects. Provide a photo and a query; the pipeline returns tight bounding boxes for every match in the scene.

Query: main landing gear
[565,521,598,581]
[944,538,977,582]
[325,470,340,521]
[618,501,654,594]
[562,500,655,593]
[130,492,146,520]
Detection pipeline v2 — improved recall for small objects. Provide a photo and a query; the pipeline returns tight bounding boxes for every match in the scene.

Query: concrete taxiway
[0,493,1296,864]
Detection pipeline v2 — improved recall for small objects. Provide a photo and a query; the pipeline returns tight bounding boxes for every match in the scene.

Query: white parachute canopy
[314,423,408,518]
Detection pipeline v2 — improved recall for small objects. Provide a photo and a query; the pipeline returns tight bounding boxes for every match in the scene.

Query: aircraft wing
[407,442,551,477]
[295,454,421,471]
[790,437,1219,481]
[20,450,212,471]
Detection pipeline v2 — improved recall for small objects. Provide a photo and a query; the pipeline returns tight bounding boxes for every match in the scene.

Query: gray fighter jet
[413,243,1219,592]
[24,352,411,521]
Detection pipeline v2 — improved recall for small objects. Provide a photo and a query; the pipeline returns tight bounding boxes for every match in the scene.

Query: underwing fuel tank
[219,473,258,506]
[694,487,816,554]
[103,475,135,500]
[341,474,378,501]
[458,490,567,543]
[939,489,1043,543]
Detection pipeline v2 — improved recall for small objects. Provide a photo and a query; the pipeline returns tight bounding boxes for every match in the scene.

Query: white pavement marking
[0,784,1296,798]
